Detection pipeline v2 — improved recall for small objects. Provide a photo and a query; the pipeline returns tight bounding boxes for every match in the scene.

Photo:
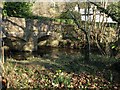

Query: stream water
[6,46,82,60]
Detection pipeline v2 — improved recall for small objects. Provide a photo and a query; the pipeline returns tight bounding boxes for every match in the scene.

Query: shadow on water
[7,47,80,59]
[6,47,104,72]
[6,47,80,72]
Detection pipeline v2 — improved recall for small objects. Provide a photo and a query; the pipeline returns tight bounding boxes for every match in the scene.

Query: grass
[3,52,120,89]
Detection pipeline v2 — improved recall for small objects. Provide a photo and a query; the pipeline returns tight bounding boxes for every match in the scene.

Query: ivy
[3,2,33,18]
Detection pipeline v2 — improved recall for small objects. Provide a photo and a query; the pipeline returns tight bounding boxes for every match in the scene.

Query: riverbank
[2,51,120,89]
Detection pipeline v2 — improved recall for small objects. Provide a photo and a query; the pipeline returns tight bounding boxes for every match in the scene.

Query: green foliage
[111,45,116,49]
[107,2,120,22]
[54,18,74,24]
[59,10,81,21]
[59,11,72,19]
[58,10,81,25]
[3,2,33,18]
[52,70,71,87]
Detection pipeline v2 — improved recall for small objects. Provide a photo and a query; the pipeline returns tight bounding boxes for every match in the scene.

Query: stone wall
[4,17,25,38]
[2,2,80,51]
[3,17,75,51]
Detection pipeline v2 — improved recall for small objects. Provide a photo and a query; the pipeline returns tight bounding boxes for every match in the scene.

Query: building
[74,5,117,23]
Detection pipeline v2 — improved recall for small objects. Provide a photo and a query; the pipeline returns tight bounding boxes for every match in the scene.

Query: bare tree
[66,2,91,61]
[0,2,4,63]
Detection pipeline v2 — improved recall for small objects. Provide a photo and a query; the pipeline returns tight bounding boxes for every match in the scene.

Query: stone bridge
[3,17,75,51]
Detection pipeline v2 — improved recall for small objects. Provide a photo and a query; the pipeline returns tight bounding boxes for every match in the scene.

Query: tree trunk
[23,19,37,52]
[84,2,91,61]
[68,3,90,61]
[0,2,4,63]
[0,3,5,87]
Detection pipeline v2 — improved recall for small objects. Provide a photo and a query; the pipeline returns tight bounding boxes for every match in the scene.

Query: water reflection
[6,47,81,60]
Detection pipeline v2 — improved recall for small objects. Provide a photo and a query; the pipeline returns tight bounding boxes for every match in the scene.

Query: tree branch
[90,1,120,24]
